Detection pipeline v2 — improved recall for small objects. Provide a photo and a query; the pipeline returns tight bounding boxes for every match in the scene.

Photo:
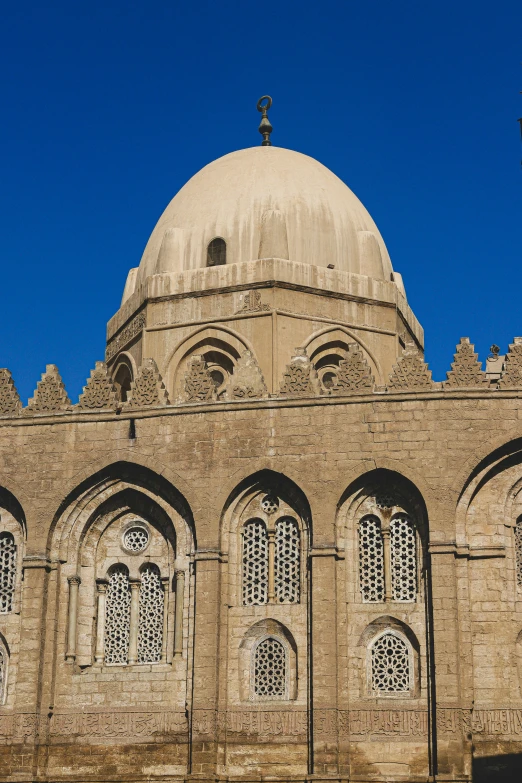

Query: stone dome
[134,145,394,289]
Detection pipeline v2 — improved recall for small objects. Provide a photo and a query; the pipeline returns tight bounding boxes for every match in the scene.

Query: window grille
[242,520,268,606]
[123,526,149,553]
[0,533,16,613]
[0,646,6,703]
[275,518,300,603]
[137,565,164,663]
[516,519,522,589]
[371,632,410,693]
[390,515,417,601]
[104,566,131,664]
[207,237,226,267]
[359,517,385,602]
[254,637,286,698]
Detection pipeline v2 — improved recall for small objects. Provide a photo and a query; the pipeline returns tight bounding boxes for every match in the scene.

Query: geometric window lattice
[390,515,417,601]
[104,566,131,664]
[122,526,149,553]
[0,645,6,703]
[254,637,286,698]
[371,632,411,693]
[275,517,300,604]
[516,519,522,589]
[242,519,268,606]
[359,517,385,602]
[0,533,16,613]
[137,564,164,664]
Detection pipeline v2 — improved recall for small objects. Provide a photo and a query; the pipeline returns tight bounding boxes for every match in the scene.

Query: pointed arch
[303,325,383,385]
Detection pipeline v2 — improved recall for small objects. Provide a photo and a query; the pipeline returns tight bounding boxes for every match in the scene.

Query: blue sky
[1,1,521,401]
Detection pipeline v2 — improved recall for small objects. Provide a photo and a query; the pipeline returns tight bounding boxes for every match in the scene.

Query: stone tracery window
[275,517,300,603]
[104,566,131,664]
[0,533,16,614]
[370,632,411,694]
[243,520,269,606]
[359,517,385,602]
[138,564,164,663]
[390,515,417,601]
[515,518,522,589]
[254,637,286,698]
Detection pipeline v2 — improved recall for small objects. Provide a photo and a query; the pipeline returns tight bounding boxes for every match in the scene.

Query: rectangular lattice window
[390,515,417,601]
[359,517,385,602]
[0,533,16,614]
[242,520,268,606]
[275,518,300,603]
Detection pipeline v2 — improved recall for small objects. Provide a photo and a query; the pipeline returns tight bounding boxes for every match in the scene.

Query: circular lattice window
[122,524,150,554]
[261,495,279,515]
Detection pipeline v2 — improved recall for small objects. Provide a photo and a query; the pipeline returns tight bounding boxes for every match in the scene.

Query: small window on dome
[207,237,226,267]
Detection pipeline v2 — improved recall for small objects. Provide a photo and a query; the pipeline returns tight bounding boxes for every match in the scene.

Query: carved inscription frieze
[471,709,522,738]
[106,312,146,362]
[223,710,307,737]
[50,711,186,741]
[347,710,428,739]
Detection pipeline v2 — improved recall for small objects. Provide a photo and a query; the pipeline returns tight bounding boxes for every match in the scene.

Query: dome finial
[257,95,273,146]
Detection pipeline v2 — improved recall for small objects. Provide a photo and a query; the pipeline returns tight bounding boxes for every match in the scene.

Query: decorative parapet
[226,350,267,400]
[387,342,435,392]
[183,355,215,402]
[331,343,374,395]
[105,311,146,362]
[77,362,118,410]
[499,337,522,389]
[24,365,71,415]
[444,337,488,388]
[0,369,22,416]
[280,348,320,397]
[125,359,169,408]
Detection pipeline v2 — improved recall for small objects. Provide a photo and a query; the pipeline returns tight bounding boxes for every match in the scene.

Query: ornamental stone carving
[105,311,146,362]
[236,290,270,313]
[125,359,169,408]
[499,337,522,389]
[444,337,488,388]
[0,369,22,416]
[331,343,374,394]
[279,348,320,397]
[77,361,118,410]
[183,355,215,402]
[387,342,434,392]
[24,364,71,415]
[226,350,267,400]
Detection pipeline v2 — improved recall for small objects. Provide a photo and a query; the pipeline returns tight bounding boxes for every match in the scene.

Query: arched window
[113,363,132,403]
[207,237,226,267]
[254,637,286,699]
[370,631,411,694]
[390,515,417,601]
[515,518,522,589]
[0,642,7,704]
[275,517,300,603]
[359,517,384,602]
[138,564,164,663]
[242,519,268,606]
[0,533,16,613]
[104,566,131,664]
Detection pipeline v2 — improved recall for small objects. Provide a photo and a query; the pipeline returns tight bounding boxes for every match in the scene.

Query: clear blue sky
[1,1,521,401]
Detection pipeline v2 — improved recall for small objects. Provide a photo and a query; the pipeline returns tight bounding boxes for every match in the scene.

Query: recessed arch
[303,326,383,384]
[111,351,137,403]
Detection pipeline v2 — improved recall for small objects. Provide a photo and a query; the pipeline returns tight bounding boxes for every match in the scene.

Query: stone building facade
[0,142,521,783]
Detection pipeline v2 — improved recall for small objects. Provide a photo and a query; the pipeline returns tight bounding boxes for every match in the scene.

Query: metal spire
[257,96,273,146]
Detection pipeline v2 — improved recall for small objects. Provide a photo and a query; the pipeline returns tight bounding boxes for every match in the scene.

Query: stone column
[382,525,393,601]
[94,579,108,665]
[65,575,81,662]
[174,570,185,657]
[161,576,169,663]
[267,529,276,603]
[128,578,141,665]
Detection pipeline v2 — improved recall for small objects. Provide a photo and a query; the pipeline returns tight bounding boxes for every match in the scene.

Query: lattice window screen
[0,647,6,703]
[0,533,16,613]
[516,520,522,589]
[275,517,300,603]
[138,565,164,663]
[254,637,286,698]
[104,566,131,664]
[242,520,268,606]
[359,518,385,602]
[390,516,417,601]
[371,633,410,693]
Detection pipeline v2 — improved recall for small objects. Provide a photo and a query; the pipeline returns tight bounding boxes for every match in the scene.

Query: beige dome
[134,146,394,287]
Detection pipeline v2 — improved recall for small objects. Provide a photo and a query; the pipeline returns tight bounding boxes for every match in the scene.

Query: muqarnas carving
[227,351,267,400]
[77,362,118,410]
[183,355,215,402]
[24,365,71,415]
[387,342,434,392]
[280,348,320,397]
[444,337,488,388]
[331,343,374,394]
[499,338,522,389]
[0,369,22,416]
[125,359,170,407]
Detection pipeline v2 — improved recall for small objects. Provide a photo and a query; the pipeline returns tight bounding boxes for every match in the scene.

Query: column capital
[95,578,108,593]
[68,575,81,586]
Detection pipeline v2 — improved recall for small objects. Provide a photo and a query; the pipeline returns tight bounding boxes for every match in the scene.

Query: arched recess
[0,632,10,706]
[219,469,311,707]
[165,325,255,400]
[239,619,297,701]
[111,351,137,402]
[303,326,383,388]
[0,488,25,709]
[357,615,421,698]
[48,462,195,671]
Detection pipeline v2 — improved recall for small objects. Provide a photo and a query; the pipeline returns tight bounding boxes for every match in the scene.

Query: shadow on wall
[473,752,522,781]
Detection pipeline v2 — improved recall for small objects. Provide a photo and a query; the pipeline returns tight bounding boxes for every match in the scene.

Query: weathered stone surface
[183,355,215,402]
[331,343,374,394]
[499,337,522,389]
[445,337,489,388]
[23,364,71,414]
[279,347,320,396]
[226,350,267,399]
[125,358,169,407]
[387,341,434,392]
[77,362,118,410]
[0,369,22,416]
